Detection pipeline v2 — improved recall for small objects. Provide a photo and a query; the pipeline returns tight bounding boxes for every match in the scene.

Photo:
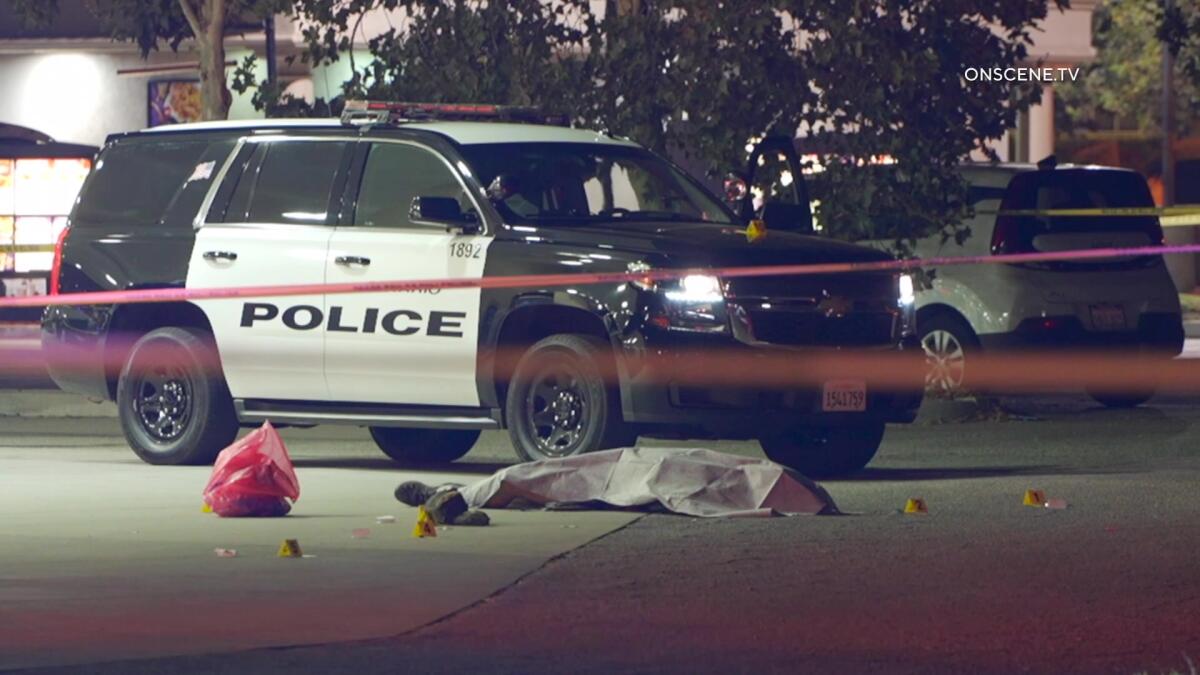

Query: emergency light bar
[341,100,569,127]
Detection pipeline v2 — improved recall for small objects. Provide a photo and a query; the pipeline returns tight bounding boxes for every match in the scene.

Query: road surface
[3,392,1199,674]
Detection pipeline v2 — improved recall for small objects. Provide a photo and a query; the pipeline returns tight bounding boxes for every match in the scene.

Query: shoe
[424,489,469,525]
[394,481,437,506]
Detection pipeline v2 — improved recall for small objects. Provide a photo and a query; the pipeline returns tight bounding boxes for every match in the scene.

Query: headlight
[647,274,728,333]
[665,274,724,304]
[898,273,915,307]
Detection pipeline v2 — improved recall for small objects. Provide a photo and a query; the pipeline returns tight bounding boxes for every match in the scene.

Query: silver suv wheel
[921,328,967,393]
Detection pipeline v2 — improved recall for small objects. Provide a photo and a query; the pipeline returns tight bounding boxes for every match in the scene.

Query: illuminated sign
[0,157,90,291]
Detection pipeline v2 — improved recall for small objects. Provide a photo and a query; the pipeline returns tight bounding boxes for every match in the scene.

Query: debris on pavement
[351,528,371,539]
[1045,498,1068,510]
[202,421,300,518]
[375,515,396,524]
[213,548,237,558]
[397,447,837,518]
[904,497,929,515]
[277,539,303,558]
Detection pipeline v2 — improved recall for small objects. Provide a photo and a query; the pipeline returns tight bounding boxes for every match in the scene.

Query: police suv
[42,102,923,477]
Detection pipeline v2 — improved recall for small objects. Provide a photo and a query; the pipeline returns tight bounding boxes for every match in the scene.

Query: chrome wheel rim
[525,363,589,457]
[133,364,193,442]
[921,329,966,393]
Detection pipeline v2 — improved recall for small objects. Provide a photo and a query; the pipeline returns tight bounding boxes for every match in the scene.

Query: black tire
[505,334,635,462]
[1087,389,1155,409]
[116,327,238,466]
[369,427,480,464]
[758,424,886,479]
[919,312,980,396]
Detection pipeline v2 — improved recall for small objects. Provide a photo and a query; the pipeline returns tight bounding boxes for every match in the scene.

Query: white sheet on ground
[459,447,836,517]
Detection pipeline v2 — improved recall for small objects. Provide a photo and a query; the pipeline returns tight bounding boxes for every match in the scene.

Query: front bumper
[616,331,925,438]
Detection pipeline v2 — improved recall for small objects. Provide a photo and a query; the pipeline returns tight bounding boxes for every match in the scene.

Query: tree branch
[177,0,202,38]
[210,0,227,45]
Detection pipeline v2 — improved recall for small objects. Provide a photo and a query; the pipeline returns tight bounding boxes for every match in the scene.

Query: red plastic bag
[202,421,300,517]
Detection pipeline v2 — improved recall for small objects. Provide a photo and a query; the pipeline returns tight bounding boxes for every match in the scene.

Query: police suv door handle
[334,255,372,267]
[202,250,238,262]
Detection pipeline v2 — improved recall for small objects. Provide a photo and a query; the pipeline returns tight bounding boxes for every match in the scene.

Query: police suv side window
[227,140,348,225]
[353,143,473,228]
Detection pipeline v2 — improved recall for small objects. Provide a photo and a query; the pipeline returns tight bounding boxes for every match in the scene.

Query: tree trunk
[179,0,231,121]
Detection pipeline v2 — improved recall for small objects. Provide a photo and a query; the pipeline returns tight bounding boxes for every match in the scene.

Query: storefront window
[0,156,91,298]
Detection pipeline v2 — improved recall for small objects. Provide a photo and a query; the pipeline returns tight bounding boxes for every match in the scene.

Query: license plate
[1089,304,1126,332]
[822,380,867,412]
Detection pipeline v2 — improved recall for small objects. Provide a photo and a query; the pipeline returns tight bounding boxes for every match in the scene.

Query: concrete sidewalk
[8,397,1200,675]
[0,442,636,671]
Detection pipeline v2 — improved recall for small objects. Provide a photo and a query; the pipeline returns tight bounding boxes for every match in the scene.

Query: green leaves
[1058,0,1199,136]
[279,0,1047,252]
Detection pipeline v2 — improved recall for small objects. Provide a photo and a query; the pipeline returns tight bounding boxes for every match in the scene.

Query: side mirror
[410,196,480,233]
[760,201,813,233]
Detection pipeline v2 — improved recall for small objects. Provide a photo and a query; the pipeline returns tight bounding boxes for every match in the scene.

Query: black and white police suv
[42,101,923,477]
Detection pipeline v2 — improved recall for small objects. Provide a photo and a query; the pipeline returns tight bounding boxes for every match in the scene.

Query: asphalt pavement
[2,392,1199,674]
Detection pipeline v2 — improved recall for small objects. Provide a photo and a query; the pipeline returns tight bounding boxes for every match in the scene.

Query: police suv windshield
[458,142,735,225]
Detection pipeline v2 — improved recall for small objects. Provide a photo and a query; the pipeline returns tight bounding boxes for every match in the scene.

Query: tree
[1163,0,1200,103]
[4,0,285,120]
[1058,0,1199,136]
[267,0,1056,252]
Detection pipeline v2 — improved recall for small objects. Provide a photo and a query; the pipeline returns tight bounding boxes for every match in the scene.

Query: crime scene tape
[1,244,57,254]
[989,205,1200,228]
[2,242,1200,310]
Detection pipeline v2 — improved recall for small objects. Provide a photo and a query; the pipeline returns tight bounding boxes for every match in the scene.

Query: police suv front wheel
[758,423,886,479]
[116,327,239,466]
[369,428,480,464]
[505,334,635,462]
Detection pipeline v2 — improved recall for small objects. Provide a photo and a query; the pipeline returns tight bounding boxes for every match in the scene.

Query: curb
[0,389,117,418]
[1185,320,1200,339]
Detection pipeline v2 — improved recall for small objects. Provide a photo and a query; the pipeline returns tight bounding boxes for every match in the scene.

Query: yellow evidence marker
[413,505,438,538]
[277,538,303,558]
[903,498,928,515]
[1022,489,1047,507]
[745,219,767,243]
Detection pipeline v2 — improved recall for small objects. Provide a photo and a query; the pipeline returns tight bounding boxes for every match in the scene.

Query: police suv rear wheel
[369,428,480,464]
[116,327,239,466]
[758,423,886,479]
[506,334,634,462]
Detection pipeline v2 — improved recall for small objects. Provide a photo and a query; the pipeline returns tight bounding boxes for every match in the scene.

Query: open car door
[725,135,814,233]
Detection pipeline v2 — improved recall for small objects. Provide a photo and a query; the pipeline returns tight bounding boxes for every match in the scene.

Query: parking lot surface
[3,393,1199,674]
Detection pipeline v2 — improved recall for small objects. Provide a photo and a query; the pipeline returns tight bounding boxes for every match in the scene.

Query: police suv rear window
[73,139,214,227]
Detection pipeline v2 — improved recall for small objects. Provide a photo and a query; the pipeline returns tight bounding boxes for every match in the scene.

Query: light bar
[341,100,569,127]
